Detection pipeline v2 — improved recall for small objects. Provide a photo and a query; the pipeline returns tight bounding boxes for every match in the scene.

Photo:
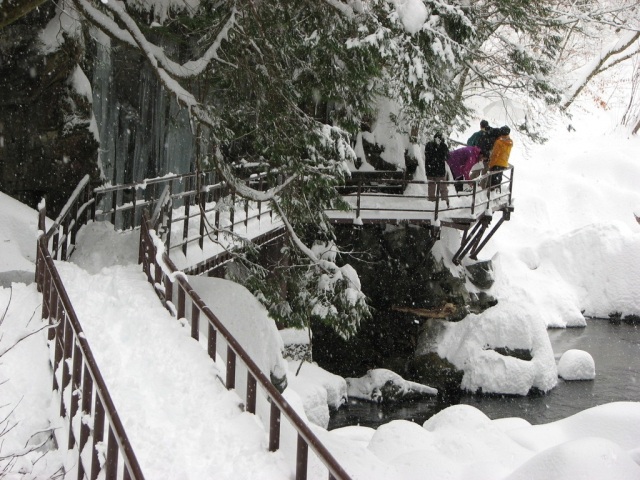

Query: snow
[0,192,49,281]
[186,274,287,383]
[557,349,596,381]
[390,0,429,34]
[2,63,640,480]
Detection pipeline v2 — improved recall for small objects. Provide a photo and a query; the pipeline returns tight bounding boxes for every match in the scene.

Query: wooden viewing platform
[327,166,515,264]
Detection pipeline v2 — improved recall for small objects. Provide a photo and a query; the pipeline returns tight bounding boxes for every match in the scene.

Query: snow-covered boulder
[346,368,437,403]
[285,359,348,428]
[557,349,595,380]
[435,299,558,395]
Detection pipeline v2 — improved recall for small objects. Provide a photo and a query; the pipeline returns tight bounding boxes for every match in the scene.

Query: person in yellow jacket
[488,126,513,191]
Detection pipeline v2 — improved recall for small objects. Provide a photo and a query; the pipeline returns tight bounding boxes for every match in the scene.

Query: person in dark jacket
[424,132,449,204]
[476,125,502,179]
[467,120,489,147]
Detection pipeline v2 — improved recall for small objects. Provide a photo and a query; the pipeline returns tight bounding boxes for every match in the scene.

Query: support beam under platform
[451,206,513,265]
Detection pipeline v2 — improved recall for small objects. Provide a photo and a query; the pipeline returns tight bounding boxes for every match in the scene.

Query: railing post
[508,166,514,205]
[91,397,105,480]
[230,191,236,232]
[105,427,119,480]
[199,188,206,251]
[226,346,236,389]
[207,323,217,360]
[70,194,79,250]
[471,181,478,216]
[244,199,249,230]
[177,288,185,319]
[52,230,60,261]
[164,274,173,306]
[78,364,93,480]
[246,375,257,414]
[434,182,440,221]
[91,190,97,222]
[61,215,71,261]
[60,315,73,418]
[166,187,173,253]
[69,340,83,449]
[296,434,309,480]
[52,298,63,393]
[191,305,200,341]
[131,189,137,230]
[182,200,190,258]
[269,401,281,452]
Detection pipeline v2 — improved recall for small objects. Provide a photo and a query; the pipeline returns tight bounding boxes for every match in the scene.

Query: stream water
[328,318,640,429]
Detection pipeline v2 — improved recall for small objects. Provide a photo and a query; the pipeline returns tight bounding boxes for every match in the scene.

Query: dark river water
[328,318,640,429]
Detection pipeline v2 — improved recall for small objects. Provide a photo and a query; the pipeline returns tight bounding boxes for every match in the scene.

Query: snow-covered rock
[280,327,311,361]
[346,368,437,403]
[436,300,558,395]
[557,349,595,380]
[285,359,348,428]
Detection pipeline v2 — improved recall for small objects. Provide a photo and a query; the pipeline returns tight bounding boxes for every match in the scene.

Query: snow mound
[187,275,287,385]
[506,402,640,453]
[0,192,49,277]
[505,436,640,480]
[285,360,347,428]
[557,349,595,380]
[72,221,140,273]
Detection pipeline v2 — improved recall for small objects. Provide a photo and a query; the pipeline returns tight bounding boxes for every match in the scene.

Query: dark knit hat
[500,125,511,135]
[480,120,489,128]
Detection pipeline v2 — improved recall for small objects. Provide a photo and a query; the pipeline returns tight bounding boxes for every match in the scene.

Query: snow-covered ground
[2,97,640,478]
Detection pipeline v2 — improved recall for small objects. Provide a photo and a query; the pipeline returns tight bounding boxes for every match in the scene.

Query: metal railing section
[93,170,277,261]
[331,166,514,221]
[139,210,351,480]
[36,207,145,480]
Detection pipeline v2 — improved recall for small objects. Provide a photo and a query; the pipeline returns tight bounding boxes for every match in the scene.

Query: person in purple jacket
[447,146,482,192]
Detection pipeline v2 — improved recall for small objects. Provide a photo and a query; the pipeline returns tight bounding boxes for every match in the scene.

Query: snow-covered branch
[562,30,640,109]
[0,323,55,358]
[323,0,355,18]
[73,0,237,77]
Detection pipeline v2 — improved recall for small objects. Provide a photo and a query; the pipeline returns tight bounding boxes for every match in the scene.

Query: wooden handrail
[140,211,351,480]
[36,216,145,480]
[331,166,514,221]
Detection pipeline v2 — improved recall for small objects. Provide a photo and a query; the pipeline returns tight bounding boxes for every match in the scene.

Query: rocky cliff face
[313,224,469,375]
[0,4,99,215]
[311,223,498,396]
[0,5,195,217]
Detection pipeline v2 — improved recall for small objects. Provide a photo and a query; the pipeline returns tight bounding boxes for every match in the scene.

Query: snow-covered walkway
[56,226,291,479]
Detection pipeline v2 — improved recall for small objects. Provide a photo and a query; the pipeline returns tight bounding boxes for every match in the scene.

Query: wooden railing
[93,170,277,260]
[332,166,514,221]
[36,204,145,480]
[139,210,351,480]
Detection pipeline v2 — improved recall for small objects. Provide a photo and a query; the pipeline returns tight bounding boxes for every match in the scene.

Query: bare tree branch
[561,30,640,110]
